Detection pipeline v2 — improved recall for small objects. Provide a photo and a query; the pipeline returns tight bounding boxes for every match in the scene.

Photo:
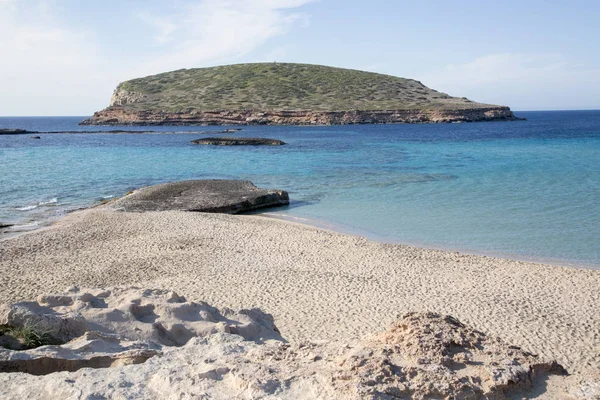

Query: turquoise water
[1,111,599,267]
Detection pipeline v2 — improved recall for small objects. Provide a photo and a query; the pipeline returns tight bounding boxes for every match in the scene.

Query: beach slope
[1,208,598,381]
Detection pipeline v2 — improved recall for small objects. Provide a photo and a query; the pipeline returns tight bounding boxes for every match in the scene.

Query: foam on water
[0,111,599,267]
[16,197,58,211]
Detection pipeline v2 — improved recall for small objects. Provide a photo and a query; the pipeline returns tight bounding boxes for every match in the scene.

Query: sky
[1,0,599,115]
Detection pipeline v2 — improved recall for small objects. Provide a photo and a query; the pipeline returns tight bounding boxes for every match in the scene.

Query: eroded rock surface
[0,289,582,399]
[103,179,289,213]
[0,287,281,377]
[81,107,522,126]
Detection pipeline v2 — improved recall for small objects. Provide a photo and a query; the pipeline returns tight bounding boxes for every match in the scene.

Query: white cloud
[419,53,600,110]
[0,0,314,115]
[134,0,314,77]
[0,1,119,115]
[136,12,178,45]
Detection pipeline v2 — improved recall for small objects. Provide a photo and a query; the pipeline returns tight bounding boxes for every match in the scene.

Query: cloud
[419,53,600,110]
[136,12,178,45]
[134,0,314,77]
[0,0,314,115]
[0,1,117,115]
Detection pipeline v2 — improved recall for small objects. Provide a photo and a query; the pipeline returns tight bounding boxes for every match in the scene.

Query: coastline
[250,210,600,270]
[1,206,599,379]
[80,106,521,126]
[3,202,599,270]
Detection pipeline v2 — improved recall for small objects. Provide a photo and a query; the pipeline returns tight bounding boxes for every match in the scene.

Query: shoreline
[1,206,599,378]
[254,211,600,270]
[80,106,522,126]
[3,203,599,270]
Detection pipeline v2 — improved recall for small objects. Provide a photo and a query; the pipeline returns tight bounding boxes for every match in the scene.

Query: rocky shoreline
[80,106,523,126]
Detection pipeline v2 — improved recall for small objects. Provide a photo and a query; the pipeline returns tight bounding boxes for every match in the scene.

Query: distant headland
[81,63,522,126]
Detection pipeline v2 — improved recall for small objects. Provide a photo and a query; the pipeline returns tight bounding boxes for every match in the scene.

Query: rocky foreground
[2,287,595,399]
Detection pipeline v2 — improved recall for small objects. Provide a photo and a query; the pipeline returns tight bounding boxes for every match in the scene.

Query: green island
[81,63,520,125]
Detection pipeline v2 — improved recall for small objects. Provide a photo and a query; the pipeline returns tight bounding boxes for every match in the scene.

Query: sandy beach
[1,207,599,381]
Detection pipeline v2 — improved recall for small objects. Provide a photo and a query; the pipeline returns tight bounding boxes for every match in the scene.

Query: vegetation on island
[113,63,490,113]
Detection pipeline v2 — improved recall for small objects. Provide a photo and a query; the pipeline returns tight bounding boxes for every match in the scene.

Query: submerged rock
[191,137,286,145]
[0,288,575,399]
[104,180,289,213]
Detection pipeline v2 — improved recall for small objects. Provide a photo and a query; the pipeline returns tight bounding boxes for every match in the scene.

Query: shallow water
[1,111,599,267]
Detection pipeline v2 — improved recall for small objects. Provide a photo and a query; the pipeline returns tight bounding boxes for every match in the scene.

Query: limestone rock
[331,312,567,399]
[0,331,160,375]
[0,294,573,399]
[191,137,285,145]
[30,287,282,345]
[104,179,289,213]
[0,286,282,379]
[0,302,87,343]
[81,107,523,126]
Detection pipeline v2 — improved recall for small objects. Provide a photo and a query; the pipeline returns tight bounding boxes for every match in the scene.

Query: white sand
[0,208,599,376]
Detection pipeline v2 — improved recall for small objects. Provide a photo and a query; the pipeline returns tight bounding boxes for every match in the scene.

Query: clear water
[1,111,599,268]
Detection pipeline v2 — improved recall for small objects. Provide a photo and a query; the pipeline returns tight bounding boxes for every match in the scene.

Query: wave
[16,197,58,211]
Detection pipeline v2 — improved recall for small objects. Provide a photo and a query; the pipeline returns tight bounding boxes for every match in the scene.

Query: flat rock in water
[0,129,35,135]
[191,137,285,146]
[104,180,289,213]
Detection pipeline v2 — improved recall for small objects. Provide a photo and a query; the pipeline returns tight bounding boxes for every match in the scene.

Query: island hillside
[81,63,519,125]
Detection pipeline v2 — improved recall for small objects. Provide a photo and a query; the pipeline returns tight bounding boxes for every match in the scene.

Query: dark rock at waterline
[195,129,241,134]
[0,129,35,135]
[104,180,289,214]
[191,137,285,146]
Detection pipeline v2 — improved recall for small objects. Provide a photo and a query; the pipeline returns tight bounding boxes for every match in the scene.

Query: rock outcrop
[0,129,35,135]
[81,106,520,126]
[104,180,289,213]
[191,137,286,146]
[0,287,280,377]
[0,288,583,399]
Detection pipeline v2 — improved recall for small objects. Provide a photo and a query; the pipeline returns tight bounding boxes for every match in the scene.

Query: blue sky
[1,0,599,115]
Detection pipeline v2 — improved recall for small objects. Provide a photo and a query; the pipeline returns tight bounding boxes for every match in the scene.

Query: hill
[81,63,519,125]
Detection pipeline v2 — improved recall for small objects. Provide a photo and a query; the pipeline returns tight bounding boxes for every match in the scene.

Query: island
[80,63,522,126]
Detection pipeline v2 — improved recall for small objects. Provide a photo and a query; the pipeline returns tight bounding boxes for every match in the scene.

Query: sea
[0,110,599,268]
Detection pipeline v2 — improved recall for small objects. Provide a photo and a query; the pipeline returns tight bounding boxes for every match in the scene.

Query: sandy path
[0,209,598,376]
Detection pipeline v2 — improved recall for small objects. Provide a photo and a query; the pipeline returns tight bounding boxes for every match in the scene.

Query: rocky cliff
[81,63,522,126]
[81,106,519,125]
